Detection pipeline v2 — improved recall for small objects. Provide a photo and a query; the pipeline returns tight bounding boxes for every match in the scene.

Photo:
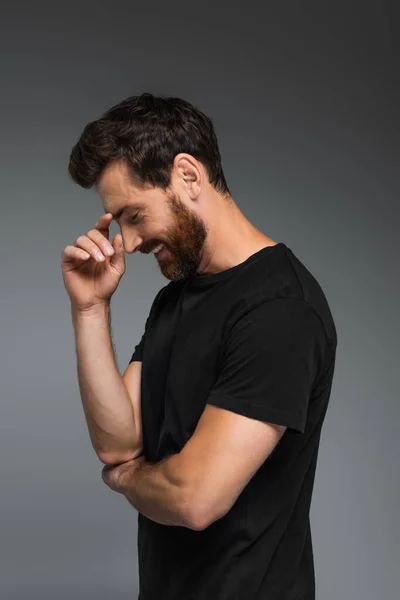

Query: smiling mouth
[155,245,171,259]
[140,242,162,254]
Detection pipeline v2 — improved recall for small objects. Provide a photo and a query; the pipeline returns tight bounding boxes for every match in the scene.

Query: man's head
[68,93,233,281]
[96,157,211,281]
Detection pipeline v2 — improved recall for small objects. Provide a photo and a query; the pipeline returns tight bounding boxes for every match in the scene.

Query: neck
[198,196,277,275]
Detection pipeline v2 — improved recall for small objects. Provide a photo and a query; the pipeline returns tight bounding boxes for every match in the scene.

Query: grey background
[1,2,398,598]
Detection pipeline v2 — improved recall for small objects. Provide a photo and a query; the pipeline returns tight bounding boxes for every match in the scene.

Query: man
[62,93,337,600]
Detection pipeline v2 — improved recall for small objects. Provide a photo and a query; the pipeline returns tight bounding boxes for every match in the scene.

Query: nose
[125,244,142,254]
[120,233,142,254]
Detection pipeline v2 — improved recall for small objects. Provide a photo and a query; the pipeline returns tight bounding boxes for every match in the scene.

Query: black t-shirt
[128,241,337,600]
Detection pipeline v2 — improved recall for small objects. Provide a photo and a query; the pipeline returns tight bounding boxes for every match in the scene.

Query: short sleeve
[127,285,168,366]
[207,298,326,434]
[129,329,146,363]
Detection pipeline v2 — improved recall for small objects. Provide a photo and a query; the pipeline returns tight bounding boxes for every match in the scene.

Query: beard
[155,191,208,281]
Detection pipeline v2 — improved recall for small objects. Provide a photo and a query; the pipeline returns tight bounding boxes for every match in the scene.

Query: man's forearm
[120,453,195,529]
[72,302,142,462]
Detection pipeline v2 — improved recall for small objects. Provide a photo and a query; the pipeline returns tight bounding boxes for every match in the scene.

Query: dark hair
[68,92,231,198]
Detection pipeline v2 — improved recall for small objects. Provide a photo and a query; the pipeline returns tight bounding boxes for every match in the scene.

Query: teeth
[152,244,164,254]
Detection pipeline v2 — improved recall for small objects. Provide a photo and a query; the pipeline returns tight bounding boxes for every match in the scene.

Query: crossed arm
[102,402,286,531]
[99,300,321,530]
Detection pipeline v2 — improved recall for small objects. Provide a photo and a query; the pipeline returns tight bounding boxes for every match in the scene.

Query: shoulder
[223,296,325,346]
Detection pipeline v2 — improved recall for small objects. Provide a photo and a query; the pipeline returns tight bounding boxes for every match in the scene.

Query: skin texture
[95,154,286,529]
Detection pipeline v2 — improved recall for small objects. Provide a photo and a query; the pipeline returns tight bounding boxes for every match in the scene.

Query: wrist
[119,456,147,492]
[71,301,110,319]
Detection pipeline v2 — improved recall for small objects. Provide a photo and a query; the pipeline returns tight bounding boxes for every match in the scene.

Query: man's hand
[101,454,147,495]
[100,452,191,527]
[61,212,126,313]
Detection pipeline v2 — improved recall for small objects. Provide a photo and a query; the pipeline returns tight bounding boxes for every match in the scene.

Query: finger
[62,245,91,264]
[110,233,125,267]
[74,234,107,263]
[94,212,113,240]
[86,229,115,259]
[112,232,124,250]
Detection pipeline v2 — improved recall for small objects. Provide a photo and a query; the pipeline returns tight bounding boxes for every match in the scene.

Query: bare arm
[72,302,143,465]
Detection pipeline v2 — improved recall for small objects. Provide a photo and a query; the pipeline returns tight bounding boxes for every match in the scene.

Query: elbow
[182,493,225,532]
[185,512,209,532]
[183,483,233,531]
[98,446,144,466]
[179,500,205,531]
[184,503,215,531]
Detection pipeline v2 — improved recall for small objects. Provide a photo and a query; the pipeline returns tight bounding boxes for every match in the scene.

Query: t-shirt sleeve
[129,329,146,363]
[127,285,167,366]
[206,298,326,434]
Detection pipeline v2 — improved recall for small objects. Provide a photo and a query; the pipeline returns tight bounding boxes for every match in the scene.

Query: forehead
[96,160,162,198]
[96,160,133,198]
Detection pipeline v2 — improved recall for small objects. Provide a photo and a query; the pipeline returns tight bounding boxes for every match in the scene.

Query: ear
[173,153,202,199]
